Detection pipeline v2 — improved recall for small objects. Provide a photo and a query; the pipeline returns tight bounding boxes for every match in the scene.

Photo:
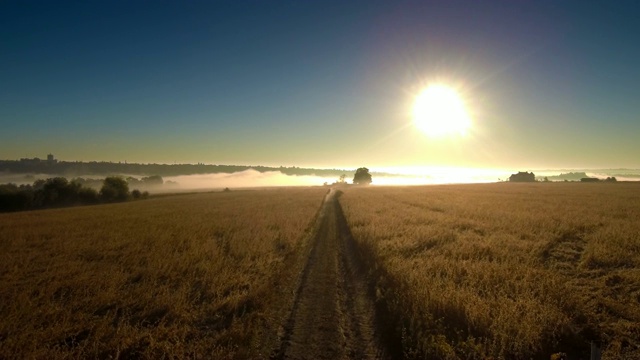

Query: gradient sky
[2,1,639,170]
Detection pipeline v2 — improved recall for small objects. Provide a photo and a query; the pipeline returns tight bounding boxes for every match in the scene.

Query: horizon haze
[2,155,639,189]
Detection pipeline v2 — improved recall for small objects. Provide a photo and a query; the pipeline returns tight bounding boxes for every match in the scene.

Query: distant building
[47,154,57,164]
[509,171,535,182]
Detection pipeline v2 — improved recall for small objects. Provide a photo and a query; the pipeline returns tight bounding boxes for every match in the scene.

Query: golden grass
[0,188,327,359]
[340,182,640,359]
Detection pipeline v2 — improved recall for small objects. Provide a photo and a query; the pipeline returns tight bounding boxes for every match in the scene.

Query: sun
[413,84,471,137]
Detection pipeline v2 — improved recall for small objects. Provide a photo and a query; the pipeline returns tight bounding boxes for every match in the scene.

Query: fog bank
[3,167,639,193]
[163,169,337,191]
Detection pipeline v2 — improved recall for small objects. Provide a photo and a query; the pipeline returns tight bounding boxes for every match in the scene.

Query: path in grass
[271,189,395,360]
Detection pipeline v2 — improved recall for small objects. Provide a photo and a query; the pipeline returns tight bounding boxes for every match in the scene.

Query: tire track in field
[271,189,395,360]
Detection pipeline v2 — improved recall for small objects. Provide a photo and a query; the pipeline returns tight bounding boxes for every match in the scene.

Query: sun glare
[413,85,471,137]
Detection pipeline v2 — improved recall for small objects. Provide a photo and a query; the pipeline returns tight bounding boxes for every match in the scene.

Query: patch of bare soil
[270,190,395,360]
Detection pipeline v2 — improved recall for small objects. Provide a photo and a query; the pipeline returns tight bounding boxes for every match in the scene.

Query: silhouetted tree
[509,171,535,182]
[0,184,33,211]
[40,177,68,205]
[126,177,141,186]
[100,176,130,202]
[353,167,372,185]
[32,179,46,190]
[36,177,87,206]
[78,187,99,204]
[141,175,163,186]
[580,177,599,182]
[0,176,143,212]
[131,189,142,199]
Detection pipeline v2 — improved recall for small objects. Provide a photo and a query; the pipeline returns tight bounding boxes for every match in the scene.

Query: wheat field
[340,182,640,359]
[0,188,327,359]
[3,183,639,359]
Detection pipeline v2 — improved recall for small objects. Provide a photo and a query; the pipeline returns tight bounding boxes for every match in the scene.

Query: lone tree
[353,167,372,185]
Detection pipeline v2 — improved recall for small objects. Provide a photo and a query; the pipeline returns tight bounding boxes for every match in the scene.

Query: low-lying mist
[2,167,639,194]
[164,168,514,190]
[163,169,337,191]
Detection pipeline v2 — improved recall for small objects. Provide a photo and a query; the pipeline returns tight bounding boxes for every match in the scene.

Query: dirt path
[270,189,392,360]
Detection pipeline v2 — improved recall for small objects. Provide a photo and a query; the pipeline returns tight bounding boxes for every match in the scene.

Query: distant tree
[100,176,130,202]
[126,177,141,186]
[32,179,46,190]
[39,177,84,206]
[72,177,103,189]
[141,175,163,186]
[78,187,99,204]
[338,174,346,184]
[580,177,600,182]
[508,171,535,182]
[131,189,142,199]
[40,177,68,205]
[0,184,33,211]
[1,176,123,212]
[353,167,372,185]
[543,176,550,182]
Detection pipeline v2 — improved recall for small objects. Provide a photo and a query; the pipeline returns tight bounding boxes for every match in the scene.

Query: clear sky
[2,1,639,170]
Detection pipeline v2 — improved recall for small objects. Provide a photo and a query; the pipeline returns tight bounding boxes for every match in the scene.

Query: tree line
[0,159,355,178]
[0,176,148,212]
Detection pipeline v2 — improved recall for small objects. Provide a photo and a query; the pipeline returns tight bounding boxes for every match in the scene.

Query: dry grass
[340,182,640,359]
[0,187,327,359]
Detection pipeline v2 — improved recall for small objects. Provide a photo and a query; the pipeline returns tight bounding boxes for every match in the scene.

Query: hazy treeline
[541,172,590,181]
[537,172,616,182]
[0,160,354,178]
[69,175,165,190]
[0,177,148,212]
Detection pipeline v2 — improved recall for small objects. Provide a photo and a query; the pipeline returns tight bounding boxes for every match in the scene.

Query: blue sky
[1,1,639,170]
